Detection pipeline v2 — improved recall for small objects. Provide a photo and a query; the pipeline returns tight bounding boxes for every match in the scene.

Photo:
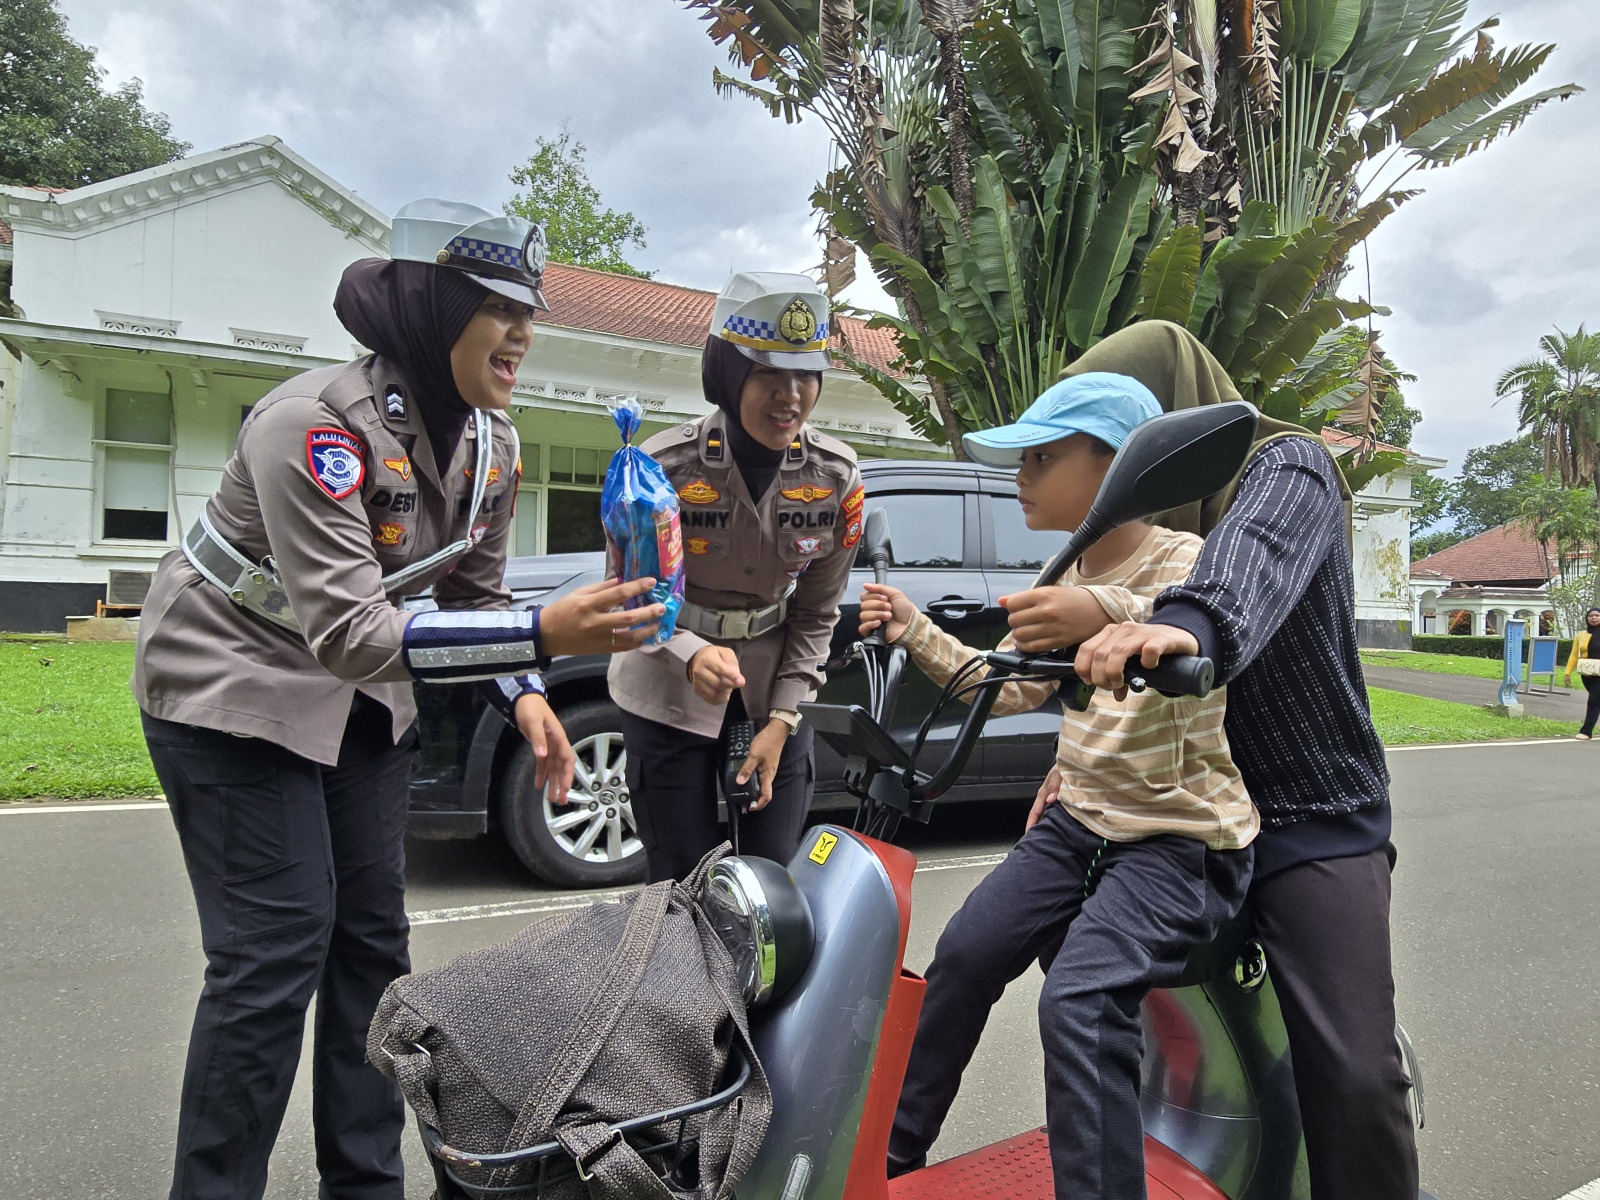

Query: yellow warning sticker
[809,831,839,865]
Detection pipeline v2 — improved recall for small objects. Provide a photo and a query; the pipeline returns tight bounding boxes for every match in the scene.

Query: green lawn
[0,641,1577,801]
[0,639,160,800]
[1361,648,1575,690]
[1368,687,1577,745]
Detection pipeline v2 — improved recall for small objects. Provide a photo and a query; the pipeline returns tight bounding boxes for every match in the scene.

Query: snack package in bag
[601,397,684,645]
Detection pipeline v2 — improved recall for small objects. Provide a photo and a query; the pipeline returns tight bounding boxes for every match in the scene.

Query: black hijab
[700,335,824,501]
[334,258,487,475]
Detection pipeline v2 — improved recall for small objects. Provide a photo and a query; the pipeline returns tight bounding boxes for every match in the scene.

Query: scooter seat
[885,1129,1227,1200]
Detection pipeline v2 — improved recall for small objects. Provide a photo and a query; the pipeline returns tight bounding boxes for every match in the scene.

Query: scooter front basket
[415,1043,754,1199]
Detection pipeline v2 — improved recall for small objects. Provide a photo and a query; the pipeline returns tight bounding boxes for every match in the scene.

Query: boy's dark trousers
[142,695,412,1200]
[889,804,1253,1200]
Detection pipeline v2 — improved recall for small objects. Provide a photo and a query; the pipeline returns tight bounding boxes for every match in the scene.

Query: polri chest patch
[306,428,367,500]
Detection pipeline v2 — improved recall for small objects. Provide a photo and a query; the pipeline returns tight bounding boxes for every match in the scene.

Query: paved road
[1362,664,1587,722]
[1,739,1596,1200]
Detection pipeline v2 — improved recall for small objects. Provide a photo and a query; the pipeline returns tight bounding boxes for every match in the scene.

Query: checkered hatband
[440,225,546,293]
[720,313,831,353]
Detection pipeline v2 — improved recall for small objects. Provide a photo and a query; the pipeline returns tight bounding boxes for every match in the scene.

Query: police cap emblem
[778,298,818,346]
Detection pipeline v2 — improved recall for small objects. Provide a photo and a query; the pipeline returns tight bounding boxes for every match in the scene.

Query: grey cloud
[53,0,1600,475]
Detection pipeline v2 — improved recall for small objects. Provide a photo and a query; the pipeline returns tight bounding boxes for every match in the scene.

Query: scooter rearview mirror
[1034,402,1260,587]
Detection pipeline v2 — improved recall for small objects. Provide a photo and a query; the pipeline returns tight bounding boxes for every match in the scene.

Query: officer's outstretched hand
[688,646,745,706]
[541,578,665,657]
[514,693,577,800]
[859,583,915,642]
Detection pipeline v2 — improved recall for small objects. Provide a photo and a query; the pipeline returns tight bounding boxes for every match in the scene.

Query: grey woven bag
[367,847,770,1199]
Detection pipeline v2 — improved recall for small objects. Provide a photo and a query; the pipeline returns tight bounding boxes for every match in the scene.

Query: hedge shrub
[1411,634,1575,663]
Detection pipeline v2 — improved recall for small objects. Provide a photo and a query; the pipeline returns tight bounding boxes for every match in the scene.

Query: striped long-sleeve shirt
[1150,435,1390,878]
[895,524,1258,851]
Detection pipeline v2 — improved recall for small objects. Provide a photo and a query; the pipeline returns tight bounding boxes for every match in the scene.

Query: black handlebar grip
[1126,654,1215,699]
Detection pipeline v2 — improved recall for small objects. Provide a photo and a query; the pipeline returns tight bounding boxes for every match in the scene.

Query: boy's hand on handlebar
[1074,621,1200,698]
[541,577,664,656]
[1026,764,1061,831]
[687,645,745,706]
[999,587,1115,653]
[737,720,789,811]
[859,583,916,642]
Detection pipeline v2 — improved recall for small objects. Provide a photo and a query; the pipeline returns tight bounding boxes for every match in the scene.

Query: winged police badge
[781,484,835,504]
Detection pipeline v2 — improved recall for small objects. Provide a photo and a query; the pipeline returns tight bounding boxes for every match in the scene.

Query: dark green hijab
[1060,320,1351,535]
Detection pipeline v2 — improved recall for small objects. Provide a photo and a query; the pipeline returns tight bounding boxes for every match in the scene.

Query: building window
[98,388,173,541]
[508,441,609,557]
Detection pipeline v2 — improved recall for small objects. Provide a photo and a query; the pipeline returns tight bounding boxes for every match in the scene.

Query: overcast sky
[54,0,1598,477]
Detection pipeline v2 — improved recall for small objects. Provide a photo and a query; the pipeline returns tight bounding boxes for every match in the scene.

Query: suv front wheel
[498,699,648,887]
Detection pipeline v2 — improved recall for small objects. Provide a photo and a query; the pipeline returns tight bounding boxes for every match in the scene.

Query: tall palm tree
[1496,325,1600,602]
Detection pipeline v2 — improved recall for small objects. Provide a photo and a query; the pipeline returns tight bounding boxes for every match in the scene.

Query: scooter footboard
[740,826,907,1200]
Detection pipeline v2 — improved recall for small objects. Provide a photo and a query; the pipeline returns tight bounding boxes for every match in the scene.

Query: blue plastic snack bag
[601,397,684,645]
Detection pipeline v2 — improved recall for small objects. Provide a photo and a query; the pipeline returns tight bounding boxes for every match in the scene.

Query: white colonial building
[0,136,1440,638]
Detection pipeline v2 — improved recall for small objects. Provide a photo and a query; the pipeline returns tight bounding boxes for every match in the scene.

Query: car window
[991,495,1067,570]
[856,491,964,568]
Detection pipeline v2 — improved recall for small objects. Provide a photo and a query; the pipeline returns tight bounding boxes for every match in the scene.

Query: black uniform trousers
[1579,674,1600,736]
[1251,844,1420,1200]
[620,708,816,882]
[142,694,412,1200]
[889,804,1253,1200]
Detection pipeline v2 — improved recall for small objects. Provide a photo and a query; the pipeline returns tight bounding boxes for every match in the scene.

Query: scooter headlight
[705,856,815,1008]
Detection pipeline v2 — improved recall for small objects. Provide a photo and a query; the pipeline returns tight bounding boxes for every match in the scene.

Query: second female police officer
[607,272,864,882]
[133,199,664,1200]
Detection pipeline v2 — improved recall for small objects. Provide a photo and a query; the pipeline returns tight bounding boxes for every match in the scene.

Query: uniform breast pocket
[682,533,731,562]
[778,525,836,564]
[366,486,419,555]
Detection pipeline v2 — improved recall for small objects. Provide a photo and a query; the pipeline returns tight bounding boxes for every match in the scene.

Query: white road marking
[0,799,166,815]
[1386,738,1576,753]
[1556,1180,1600,1200]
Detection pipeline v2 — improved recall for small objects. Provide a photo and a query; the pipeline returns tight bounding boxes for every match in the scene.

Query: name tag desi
[306,428,367,499]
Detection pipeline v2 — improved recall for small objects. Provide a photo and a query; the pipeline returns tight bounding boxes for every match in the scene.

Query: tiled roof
[538,262,904,376]
[1411,523,1557,586]
[1319,426,1407,456]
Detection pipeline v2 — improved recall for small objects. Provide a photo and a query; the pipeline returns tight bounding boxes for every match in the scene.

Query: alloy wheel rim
[542,730,642,864]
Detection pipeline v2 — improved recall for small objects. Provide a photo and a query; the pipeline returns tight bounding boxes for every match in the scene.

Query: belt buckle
[720,609,752,640]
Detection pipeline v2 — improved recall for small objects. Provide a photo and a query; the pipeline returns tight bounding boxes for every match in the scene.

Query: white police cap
[391,198,548,311]
[711,271,831,371]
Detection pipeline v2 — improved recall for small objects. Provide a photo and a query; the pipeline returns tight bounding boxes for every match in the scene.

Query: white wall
[9,181,380,359]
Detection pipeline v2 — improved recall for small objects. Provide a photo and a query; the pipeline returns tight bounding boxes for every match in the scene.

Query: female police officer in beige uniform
[133,199,662,1200]
[608,272,863,882]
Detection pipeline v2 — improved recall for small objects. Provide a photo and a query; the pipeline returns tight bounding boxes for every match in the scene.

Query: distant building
[0,136,1441,635]
[1409,523,1590,635]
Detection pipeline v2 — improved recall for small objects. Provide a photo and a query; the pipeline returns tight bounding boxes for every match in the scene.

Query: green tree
[682,0,1576,484]
[505,133,650,278]
[1511,472,1596,581]
[1448,435,1544,537]
[1410,471,1450,531]
[1495,324,1600,602]
[0,0,188,188]
[1412,528,1461,561]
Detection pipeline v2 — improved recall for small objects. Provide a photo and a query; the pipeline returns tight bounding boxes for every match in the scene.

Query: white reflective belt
[184,410,501,632]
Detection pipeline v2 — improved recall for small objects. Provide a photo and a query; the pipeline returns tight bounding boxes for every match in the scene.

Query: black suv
[407,459,1065,887]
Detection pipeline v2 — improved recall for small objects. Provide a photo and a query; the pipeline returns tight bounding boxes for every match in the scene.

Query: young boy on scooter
[858,371,1258,1200]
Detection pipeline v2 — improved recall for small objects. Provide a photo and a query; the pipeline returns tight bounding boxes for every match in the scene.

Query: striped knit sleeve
[1151,437,1344,684]
[897,610,1057,716]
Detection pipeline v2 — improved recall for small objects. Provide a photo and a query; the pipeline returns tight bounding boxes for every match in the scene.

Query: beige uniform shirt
[607,410,863,739]
[896,525,1258,851]
[133,356,521,765]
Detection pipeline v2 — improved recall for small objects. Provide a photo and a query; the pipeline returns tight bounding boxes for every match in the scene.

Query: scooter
[416,402,1433,1200]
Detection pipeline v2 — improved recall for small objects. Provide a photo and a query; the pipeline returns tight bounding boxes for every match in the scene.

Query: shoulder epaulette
[805,426,859,464]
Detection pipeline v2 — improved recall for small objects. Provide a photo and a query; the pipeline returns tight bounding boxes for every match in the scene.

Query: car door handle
[927,597,986,618]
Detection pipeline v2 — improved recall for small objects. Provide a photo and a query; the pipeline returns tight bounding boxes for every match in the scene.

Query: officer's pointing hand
[541,578,665,657]
[687,646,745,706]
